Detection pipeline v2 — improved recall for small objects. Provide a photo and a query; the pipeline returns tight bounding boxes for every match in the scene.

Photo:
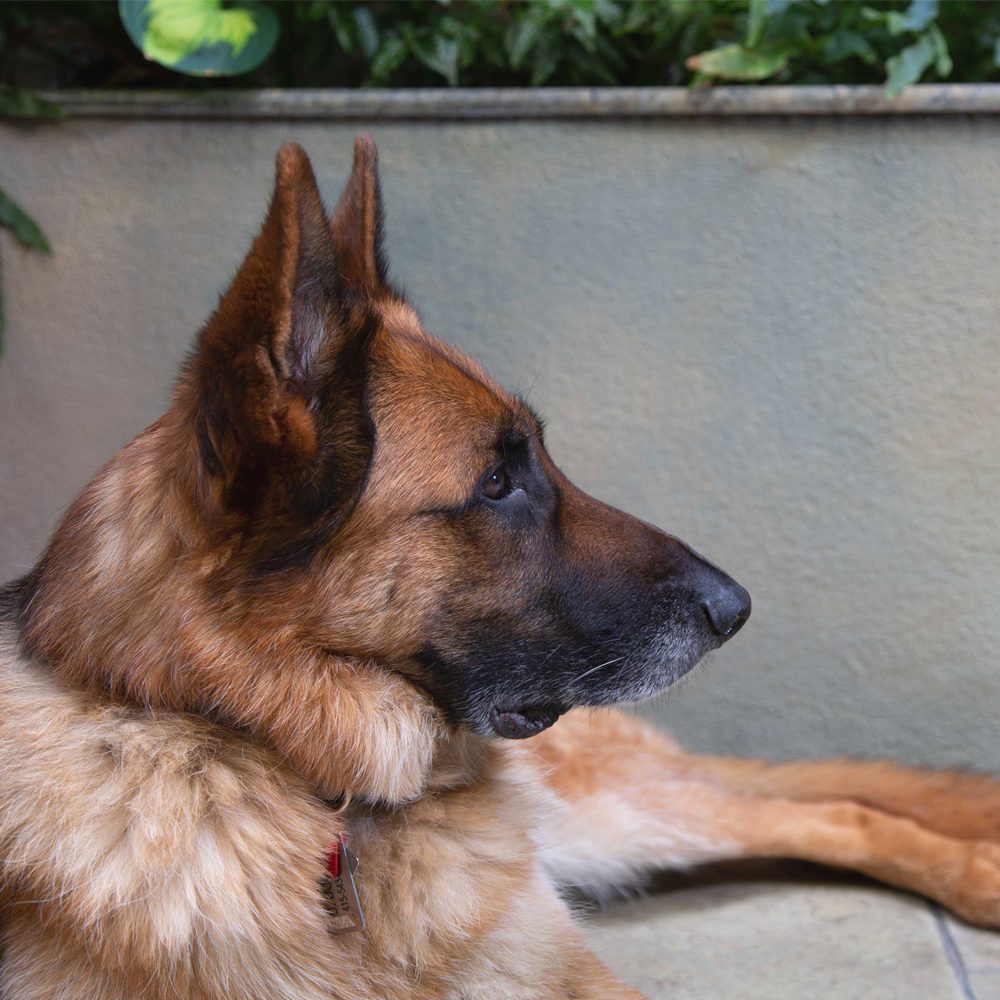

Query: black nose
[702,581,751,639]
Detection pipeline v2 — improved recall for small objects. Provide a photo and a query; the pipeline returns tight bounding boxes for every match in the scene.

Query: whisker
[541,642,566,666]
[573,656,625,683]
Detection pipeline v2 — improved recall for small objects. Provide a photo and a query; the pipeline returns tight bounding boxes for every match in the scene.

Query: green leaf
[529,39,560,86]
[885,32,935,97]
[887,0,938,35]
[0,85,63,121]
[404,23,460,85]
[119,0,279,77]
[822,29,877,65]
[353,6,379,61]
[0,190,50,253]
[145,0,255,62]
[568,3,598,43]
[593,0,621,26]
[0,107,57,353]
[619,2,650,33]
[427,36,460,85]
[327,5,357,54]
[860,6,889,24]
[747,0,769,48]
[928,23,951,76]
[369,36,408,81]
[686,42,790,82]
[993,34,1000,68]
[507,14,543,70]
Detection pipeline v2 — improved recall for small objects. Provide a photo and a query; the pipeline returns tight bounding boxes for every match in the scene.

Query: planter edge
[36,84,1000,120]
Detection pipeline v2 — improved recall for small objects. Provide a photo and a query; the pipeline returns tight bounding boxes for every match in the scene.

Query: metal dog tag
[321,834,365,936]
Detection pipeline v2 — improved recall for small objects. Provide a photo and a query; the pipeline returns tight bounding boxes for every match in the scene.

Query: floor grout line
[932,904,978,1000]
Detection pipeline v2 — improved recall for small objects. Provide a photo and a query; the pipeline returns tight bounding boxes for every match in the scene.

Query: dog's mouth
[490,704,565,739]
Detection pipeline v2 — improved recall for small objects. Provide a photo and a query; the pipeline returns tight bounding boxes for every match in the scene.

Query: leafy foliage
[0,82,62,118]
[680,0,961,96]
[118,0,279,77]
[3,1,1000,91]
[2,1,999,347]
[0,190,50,254]
[0,82,56,346]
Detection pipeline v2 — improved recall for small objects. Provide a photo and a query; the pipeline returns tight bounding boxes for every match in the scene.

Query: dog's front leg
[540,949,647,1000]
[458,949,645,1000]
[190,646,445,804]
[526,708,1000,928]
[456,915,646,1000]
[561,950,647,1000]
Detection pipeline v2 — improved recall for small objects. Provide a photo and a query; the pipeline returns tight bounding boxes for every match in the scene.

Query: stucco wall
[3,94,999,771]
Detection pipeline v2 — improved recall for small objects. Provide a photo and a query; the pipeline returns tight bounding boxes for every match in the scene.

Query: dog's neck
[16,420,451,806]
[424,726,498,796]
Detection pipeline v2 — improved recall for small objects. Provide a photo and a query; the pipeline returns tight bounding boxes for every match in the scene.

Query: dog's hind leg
[669,752,1000,843]
[526,708,1000,928]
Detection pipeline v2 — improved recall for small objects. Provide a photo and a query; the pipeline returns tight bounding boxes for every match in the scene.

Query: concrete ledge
[39,84,1000,120]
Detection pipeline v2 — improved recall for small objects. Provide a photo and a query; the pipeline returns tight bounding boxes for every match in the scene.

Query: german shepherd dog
[2,139,999,999]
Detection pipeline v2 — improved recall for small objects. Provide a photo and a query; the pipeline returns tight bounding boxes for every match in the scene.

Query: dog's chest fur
[0,610,580,1000]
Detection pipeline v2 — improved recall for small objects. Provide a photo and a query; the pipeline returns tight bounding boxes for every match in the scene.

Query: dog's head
[185,139,749,739]
[23,140,748,749]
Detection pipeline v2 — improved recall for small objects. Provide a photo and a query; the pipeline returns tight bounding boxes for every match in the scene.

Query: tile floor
[582,862,998,999]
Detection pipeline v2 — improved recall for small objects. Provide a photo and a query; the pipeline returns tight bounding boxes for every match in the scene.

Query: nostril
[702,585,752,639]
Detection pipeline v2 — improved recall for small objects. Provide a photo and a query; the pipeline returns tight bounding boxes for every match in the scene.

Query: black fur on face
[408,428,750,740]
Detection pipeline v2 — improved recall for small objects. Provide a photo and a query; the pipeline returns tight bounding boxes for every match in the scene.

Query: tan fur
[0,629,640,999]
[3,139,999,998]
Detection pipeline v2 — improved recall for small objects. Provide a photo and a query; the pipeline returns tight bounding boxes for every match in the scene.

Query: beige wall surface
[2,110,999,770]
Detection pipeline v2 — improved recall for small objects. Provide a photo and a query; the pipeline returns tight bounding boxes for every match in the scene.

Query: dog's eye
[481,464,512,501]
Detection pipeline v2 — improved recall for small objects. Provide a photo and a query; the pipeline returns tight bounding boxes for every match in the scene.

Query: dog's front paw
[348,673,445,804]
[947,842,1000,928]
[268,656,445,806]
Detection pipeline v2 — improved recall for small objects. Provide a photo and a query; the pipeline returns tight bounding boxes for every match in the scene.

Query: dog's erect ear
[330,135,389,296]
[190,143,374,534]
[207,142,341,386]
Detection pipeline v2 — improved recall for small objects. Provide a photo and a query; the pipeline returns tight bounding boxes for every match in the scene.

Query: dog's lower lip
[490,705,564,739]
